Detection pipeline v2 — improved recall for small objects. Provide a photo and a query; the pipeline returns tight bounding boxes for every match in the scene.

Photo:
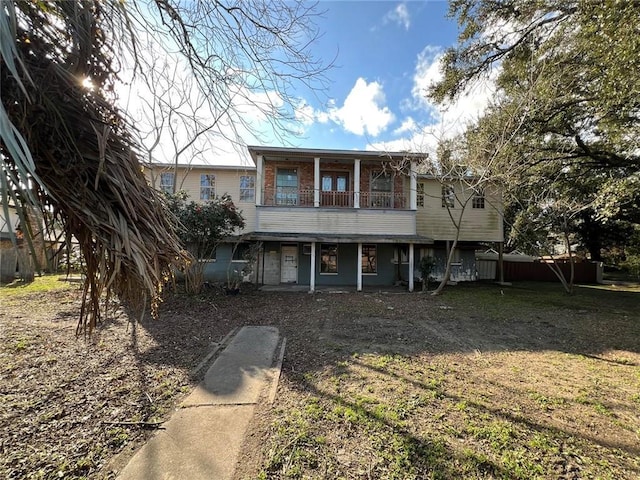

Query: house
[0,204,19,283]
[145,146,505,290]
[144,162,258,284]
[415,174,504,282]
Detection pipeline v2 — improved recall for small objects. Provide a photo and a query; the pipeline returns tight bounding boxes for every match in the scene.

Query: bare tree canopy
[1,0,329,331]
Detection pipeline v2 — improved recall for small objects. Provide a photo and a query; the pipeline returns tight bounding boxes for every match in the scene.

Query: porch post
[408,243,415,292]
[314,157,320,207]
[498,241,505,284]
[410,160,417,210]
[256,155,263,206]
[357,242,363,291]
[310,241,316,292]
[354,158,361,209]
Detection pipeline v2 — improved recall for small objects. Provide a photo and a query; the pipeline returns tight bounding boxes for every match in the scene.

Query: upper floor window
[442,184,455,208]
[160,172,174,194]
[472,188,485,209]
[417,182,425,207]
[370,171,393,208]
[239,175,255,202]
[276,168,298,205]
[200,174,216,201]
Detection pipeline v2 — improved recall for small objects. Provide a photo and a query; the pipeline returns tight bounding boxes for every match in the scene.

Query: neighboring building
[0,204,19,283]
[145,146,504,290]
[145,163,258,284]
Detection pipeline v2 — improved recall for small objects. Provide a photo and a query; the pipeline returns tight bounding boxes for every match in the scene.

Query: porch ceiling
[244,232,433,244]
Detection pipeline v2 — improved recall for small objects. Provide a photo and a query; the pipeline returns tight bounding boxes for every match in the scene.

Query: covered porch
[246,232,433,293]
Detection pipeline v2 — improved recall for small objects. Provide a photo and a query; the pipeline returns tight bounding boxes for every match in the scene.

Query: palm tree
[1,1,187,333]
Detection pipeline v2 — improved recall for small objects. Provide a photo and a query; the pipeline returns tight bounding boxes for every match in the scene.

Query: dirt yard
[1,278,639,479]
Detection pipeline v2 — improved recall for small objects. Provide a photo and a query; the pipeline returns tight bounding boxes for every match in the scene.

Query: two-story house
[146,146,504,290]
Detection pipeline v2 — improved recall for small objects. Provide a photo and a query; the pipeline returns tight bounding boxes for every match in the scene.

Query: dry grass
[1,279,639,479]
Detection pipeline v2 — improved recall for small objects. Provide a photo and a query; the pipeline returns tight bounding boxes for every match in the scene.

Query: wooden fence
[502,260,602,283]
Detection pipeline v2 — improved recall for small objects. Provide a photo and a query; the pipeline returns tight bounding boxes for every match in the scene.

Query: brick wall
[262,159,406,201]
[360,163,405,195]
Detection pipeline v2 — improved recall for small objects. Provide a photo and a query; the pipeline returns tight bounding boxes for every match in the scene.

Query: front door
[280,245,298,283]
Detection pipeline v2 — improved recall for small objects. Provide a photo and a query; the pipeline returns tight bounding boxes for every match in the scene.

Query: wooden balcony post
[310,241,316,292]
[314,157,320,207]
[256,155,263,206]
[357,242,363,291]
[354,158,361,209]
[410,159,417,210]
[408,243,415,292]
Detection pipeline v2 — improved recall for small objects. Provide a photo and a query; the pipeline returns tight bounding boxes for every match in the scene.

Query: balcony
[261,188,409,209]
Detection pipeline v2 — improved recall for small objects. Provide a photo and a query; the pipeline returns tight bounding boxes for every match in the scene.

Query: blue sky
[262,0,497,162]
[123,1,495,165]
[291,1,462,151]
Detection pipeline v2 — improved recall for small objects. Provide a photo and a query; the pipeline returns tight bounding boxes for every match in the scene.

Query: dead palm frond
[1,1,188,333]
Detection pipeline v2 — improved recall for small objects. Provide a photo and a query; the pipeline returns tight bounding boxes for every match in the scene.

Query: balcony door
[321,172,349,207]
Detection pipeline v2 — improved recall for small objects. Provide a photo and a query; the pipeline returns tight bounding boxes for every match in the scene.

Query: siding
[145,166,257,234]
[416,180,503,242]
[256,207,416,236]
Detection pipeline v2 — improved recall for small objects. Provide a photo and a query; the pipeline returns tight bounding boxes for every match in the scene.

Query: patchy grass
[239,282,640,480]
[0,274,78,298]
[1,280,639,479]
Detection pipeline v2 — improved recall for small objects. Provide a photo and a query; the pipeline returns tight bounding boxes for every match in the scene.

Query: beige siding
[416,179,503,242]
[257,207,416,236]
[145,165,257,234]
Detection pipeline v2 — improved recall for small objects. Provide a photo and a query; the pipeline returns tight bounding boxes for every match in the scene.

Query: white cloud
[393,117,417,136]
[368,45,499,156]
[410,45,443,112]
[384,3,411,31]
[326,77,395,137]
[294,99,316,126]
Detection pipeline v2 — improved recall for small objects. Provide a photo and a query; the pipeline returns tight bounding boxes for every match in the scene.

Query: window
[240,175,255,202]
[361,244,377,274]
[232,242,251,261]
[160,172,175,194]
[200,174,216,200]
[197,247,216,262]
[276,168,298,205]
[442,184,455,208]
[417,182,425,207]
[320,244,338,274]
[472,188,485,209]
[370,171,393,207]
[392,246,409,264]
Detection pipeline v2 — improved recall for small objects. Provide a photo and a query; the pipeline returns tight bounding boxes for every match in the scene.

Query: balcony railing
[261,188,408,209]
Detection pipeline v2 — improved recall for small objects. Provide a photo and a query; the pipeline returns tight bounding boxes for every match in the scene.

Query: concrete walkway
[117,326,281,480]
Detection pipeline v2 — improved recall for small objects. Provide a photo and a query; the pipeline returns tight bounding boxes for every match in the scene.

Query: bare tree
[1,0,330,332]
[132,55,233,191]
[128,1,331,173]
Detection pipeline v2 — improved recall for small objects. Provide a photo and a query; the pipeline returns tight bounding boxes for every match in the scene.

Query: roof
[247,145,426,163]
[144,163,256,171]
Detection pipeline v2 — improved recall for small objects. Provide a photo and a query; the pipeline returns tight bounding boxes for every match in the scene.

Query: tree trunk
[431,237,460,296]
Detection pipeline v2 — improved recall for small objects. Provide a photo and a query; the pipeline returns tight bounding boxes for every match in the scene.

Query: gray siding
[257,207,416,236]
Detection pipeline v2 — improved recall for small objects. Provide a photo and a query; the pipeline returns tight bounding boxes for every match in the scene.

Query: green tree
[431,0,640,268]
[165,192,244,294]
